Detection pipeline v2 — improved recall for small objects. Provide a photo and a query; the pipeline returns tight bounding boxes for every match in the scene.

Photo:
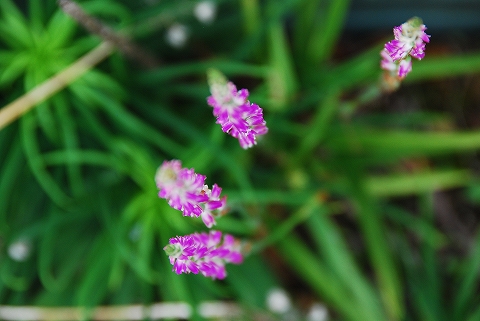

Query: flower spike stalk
[380,17,430,90]
[207,69,268,149]
[164,230,243,279]
[155,160,227,228]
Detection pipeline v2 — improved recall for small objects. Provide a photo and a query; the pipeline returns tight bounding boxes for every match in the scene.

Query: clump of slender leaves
[1,0,480,320]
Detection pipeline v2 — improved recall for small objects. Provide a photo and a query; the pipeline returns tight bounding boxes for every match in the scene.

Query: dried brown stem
[57,0,160,68]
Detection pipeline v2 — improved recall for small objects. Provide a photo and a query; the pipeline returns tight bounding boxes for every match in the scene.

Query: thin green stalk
[250,196,319,254]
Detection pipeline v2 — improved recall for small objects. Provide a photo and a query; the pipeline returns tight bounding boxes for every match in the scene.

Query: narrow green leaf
[20,113,70,206]
[453,230,480,319]
[0,51,30,86]
[366,169,472,197]
[240,0,261,36]
[296,90,340,160]
[293,0,322,58]
[76,233,113,308]
[250,196,319,254]
[307,209,386,320]
[406,52,480,82]
[277,233,367,321]
[328,129,480,158]
[53,94,83,196]
[0,0,33,48]
[347,168,403,320]
[0,138,23,226]
[267,21,299,108]
[46,10,77,49]
[307,0,350,64]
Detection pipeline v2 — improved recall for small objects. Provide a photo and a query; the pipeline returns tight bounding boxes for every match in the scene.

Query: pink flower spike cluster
[207,69,268,149]
[163,230,243,279]
[381,17,430,79]
[155,160,226,228]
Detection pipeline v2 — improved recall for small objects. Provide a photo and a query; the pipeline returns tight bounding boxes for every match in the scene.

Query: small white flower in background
[194,1,217,24]
[8,239,31,262]
[266,288,291,314]
[166,23,189,48]
[306,303,328,321]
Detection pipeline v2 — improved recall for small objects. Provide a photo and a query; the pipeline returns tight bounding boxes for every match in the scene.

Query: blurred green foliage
[1,0,480,320]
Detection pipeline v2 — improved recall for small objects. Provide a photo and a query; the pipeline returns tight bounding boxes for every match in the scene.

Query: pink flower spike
[164,231,243,280]
[155,160,227,226]
[200,184,227,228]
[398,58,412,78]
[207,69,268,149]
[384,17,430,62]
[380,49,397,72]
[381,17,430,83]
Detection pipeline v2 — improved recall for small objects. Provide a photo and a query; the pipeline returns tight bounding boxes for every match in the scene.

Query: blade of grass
[406,52,480,82]
[0,139,23,227]
[296,89,340,161]
[418,193,444,320]
[240,0,261,36]
[25,70,59,143]
[307,0,350,64]
[20,113,71,206]
[366,169,472,197]
[250,195,320,254]
[328,129,480,158]
[28,0,44,33]
[267,21,299,108]
[293,0,322,59]
[466,303,480,321]
[453,229,480,320]
[77,86,185,157]
[277,233,368,321]
[139,60,270,88]
[306,208,386,320]
[54,94,83,196]
[384,204,447,249]
[347,167,403,320]
[0,0,33,48]
[75,233,113,309]
[38,214,94,292]
[42,150,118,169]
